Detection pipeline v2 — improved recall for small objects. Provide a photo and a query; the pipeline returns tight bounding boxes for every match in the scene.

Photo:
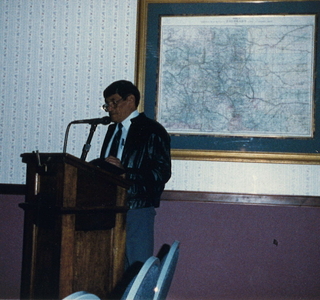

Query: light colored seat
[153,240,180,300]
[121,256,160,300]
[62,291,100,300]
[73,293,100,300]
[63,291,87,299]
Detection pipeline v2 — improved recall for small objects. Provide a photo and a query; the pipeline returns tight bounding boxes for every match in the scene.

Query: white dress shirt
[106,110,139,159]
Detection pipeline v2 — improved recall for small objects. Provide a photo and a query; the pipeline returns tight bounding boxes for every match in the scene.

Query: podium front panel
[20,153,129,299]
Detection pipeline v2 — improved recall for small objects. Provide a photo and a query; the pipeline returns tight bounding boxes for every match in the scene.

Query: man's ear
[127,94,136,106]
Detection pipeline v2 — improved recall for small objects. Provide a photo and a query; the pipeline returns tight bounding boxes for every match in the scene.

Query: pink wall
[1,194,320,299]
[154,201,320,300]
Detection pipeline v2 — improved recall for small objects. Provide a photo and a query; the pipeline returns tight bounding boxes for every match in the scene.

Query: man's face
[104,93,135,123]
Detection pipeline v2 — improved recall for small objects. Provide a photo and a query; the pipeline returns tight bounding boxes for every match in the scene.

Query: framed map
[136,0,320,163]
[157,15,315,138]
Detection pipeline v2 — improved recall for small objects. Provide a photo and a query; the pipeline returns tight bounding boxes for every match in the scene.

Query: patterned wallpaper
[1,0,320,196]
[0,0,137,184]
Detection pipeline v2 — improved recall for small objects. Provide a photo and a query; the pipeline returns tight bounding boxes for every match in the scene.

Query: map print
[157,15,315,137]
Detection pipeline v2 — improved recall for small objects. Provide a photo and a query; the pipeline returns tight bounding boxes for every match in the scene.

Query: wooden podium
[20,153,130,299]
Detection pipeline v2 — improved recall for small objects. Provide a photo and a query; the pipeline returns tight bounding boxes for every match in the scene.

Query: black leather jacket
[100,113,171,209]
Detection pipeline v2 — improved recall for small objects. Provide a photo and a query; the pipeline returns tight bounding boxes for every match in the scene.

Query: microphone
[63,116,112,154]
[70,116,112,125]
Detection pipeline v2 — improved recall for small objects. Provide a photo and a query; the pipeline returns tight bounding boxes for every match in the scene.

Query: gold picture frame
[135,0,320,165]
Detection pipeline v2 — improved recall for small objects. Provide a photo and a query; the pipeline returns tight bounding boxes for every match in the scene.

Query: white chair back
[121,256,160,300]
[153,240,180,300]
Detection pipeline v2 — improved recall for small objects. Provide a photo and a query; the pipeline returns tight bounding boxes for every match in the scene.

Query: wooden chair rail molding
[161,190,320,207]
[1,184,319,207]
[0,184,26,195]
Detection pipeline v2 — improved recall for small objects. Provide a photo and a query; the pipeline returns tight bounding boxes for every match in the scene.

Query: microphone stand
[80,123,98,161]
[63,122,98,161]
[63,116,111,160]
[63,122,72,154]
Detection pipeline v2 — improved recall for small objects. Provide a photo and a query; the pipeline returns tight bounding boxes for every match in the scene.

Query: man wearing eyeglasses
[99,80,171,269]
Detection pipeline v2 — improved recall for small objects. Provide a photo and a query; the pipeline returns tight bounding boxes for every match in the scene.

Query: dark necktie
[109,123,123,157]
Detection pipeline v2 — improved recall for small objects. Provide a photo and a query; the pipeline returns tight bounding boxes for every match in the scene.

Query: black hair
[103,80,140,107]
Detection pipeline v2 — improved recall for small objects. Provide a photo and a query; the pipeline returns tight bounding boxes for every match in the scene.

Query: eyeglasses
[101,97,125,112]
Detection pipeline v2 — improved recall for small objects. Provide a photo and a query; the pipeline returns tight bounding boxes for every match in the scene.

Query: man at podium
[99,80,171,268]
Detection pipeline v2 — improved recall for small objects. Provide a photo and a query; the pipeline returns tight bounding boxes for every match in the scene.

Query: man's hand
[105,156,124,169]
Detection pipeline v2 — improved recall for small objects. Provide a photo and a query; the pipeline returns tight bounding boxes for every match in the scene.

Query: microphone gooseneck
[70,116,111,125]
[63,116,112,154]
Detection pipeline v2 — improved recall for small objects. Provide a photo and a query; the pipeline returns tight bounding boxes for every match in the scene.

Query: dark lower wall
[0,194,24,299]
[154,200,320,300]
[1,193,320,299]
